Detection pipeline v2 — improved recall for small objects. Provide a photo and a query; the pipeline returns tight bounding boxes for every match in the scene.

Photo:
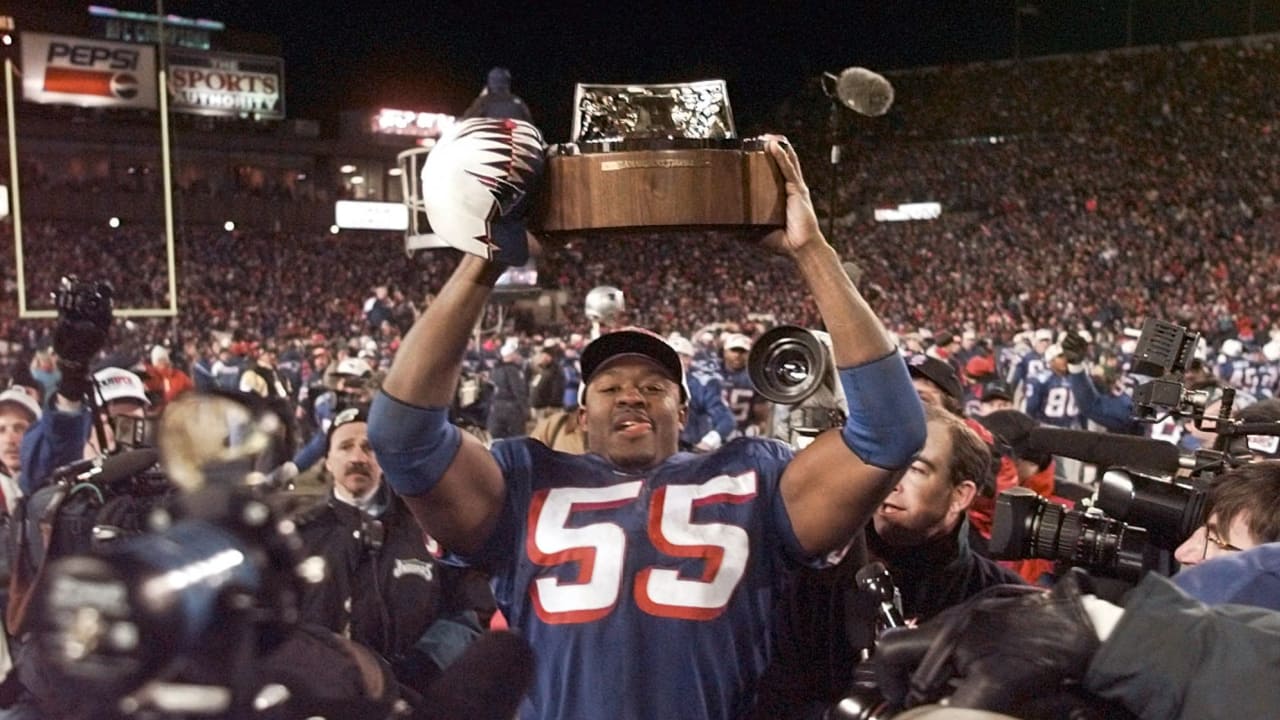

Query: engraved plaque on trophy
[533,80,786,233]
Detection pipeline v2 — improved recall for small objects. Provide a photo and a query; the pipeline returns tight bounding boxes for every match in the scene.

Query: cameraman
[1173,460,1280,570]
[292,406,495,700]
[18,366,150,495]
[751,405,1022,719]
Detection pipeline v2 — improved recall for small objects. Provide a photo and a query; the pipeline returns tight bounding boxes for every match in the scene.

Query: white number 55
[528,473,756,624]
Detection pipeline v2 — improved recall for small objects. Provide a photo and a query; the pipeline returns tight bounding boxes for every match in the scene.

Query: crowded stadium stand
[4,35,1280,376]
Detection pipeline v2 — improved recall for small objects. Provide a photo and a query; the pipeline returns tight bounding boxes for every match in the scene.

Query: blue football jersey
[719,366,757,433]
[1023,371,1083,428]
[1217,358,1251,391]
[681,370,738,449]
[455,437,812,720]
[1009,350,1046,391]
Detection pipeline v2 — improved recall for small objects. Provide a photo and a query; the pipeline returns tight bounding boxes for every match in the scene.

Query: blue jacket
[19,399,92,495]
[680,370,737,450]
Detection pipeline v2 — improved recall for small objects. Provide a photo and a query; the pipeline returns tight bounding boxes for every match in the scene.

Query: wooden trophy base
[533,139,786,233]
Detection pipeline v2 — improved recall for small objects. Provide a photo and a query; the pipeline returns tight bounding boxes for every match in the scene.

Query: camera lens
[770,347,810,387]
[748,326,831,405]
[992,487,1148,581]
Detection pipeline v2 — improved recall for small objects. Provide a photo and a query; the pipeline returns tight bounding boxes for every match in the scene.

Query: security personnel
[293,406,495,697]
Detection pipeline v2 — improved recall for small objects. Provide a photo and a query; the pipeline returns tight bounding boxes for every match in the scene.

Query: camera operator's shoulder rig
[1131,318,1278,469]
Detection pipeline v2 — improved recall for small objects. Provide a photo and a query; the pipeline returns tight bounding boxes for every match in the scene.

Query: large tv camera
[19,392,358,720]
[989,466,1207,582]
[989,318,1280,581]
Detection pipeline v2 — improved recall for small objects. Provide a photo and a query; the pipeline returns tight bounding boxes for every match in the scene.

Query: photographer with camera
[1172,460,1280,573]
[292,405,495,701]
[17,279,153,496]
[752,404,1021,719]
[14,390,533,720]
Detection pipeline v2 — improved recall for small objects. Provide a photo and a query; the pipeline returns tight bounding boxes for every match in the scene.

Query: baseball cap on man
[906,354,964,403]
[93,367,151,406]
[580,328,688,402]
[723,334,753,352]
[667,334,695,358]
[0,389,41,422]
[981,382,1014,404]
[335,357,373,378]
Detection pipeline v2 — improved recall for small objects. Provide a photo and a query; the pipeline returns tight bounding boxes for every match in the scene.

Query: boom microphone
[855,561,905,631]
[822,67,895,116]
[1025,427,1181,474]
[419,630,535,720]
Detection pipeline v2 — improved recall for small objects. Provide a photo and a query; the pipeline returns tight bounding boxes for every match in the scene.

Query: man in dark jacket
[486,339,529,439]
[528,339,565,422]
[752,403,1023,718]
[294,407,495,697]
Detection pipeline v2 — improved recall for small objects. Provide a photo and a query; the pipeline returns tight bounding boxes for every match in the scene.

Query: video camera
[989,317,1280,581]
[989,470,1207,582]
[22,392,331,719]
[747,325,848,449]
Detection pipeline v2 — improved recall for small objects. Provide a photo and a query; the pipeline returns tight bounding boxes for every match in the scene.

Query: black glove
[1060,332,1088,365]
[52,277,113,399]
[873,569,1101,716]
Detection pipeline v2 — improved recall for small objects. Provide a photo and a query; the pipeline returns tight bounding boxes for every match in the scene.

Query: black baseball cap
[906,354,964,403]
[580,328,689,402]
[981,382,1014,404]
[326,404,371,449]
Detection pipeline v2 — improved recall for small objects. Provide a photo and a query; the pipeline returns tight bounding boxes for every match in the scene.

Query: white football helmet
[584,286,625,324]
[419,117,544,265]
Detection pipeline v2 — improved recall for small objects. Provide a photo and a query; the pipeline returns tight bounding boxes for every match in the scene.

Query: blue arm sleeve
[1067,370,1102,413]
[838,351,927,470]
[292,432,328,472]
[1069,372,1136,434]
[367,391,463,498]
[19,407,92,495]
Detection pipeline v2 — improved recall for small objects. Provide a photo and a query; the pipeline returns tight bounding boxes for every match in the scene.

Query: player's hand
[1061,332,1088,365]
[758,135,825,257]
[52,276,113,366]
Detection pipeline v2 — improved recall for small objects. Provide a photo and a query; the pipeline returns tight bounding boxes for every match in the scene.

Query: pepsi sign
[21,32,157,109]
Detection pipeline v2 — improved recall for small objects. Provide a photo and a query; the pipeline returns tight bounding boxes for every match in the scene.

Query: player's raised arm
[368,119,544,554]
[761,136,927,554]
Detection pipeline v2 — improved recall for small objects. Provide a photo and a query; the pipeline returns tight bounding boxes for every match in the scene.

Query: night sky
[14,1,1280,141]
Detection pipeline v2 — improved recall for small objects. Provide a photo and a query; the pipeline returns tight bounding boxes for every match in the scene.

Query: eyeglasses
[1202,525,1243,559]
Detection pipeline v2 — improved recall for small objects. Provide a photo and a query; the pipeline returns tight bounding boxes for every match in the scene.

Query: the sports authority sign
[166,49,285,119]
